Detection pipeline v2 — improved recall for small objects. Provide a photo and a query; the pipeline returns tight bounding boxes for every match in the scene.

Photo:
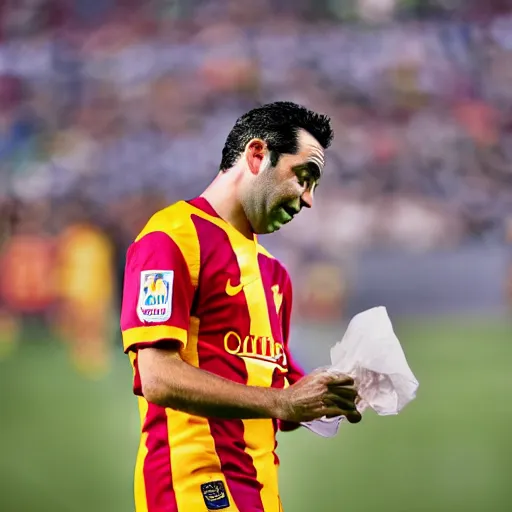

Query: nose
[300,189,314,209]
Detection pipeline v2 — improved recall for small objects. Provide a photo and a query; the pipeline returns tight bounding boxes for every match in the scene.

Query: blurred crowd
[1,0,512,371]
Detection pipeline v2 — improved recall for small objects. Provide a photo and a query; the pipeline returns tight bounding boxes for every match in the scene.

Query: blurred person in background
[296,257,349,321]
[120,101,361,512]
[53,199,115,379]
[0,199,54,358]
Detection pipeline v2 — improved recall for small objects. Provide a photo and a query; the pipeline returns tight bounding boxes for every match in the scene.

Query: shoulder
[135,201,197,242]
[130,202,201,285]
[257,242,292,287]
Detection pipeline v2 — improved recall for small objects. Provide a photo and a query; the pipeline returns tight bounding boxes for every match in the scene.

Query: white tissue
[301,306,419,437]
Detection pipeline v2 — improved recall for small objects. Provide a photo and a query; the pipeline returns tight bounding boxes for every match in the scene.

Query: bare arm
[138,343,362,423]
[138,343,282,419]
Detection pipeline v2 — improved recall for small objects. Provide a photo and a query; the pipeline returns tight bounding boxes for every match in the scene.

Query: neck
[201,171,254,240]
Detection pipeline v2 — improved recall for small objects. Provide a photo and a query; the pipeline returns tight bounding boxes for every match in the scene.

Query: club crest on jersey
[200,481,230,510]
[271,284,283,315]
[137,270,174,323]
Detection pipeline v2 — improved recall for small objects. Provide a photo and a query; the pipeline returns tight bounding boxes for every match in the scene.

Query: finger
[325,411,343,419]
[322,406,347,418]
[325,372,354,386]
[346,411,362,424]
[323,393,357,411]
[322,407,362,423]
[328,384,358,398]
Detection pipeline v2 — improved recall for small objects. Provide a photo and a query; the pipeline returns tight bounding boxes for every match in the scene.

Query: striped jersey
[120,197,304,512]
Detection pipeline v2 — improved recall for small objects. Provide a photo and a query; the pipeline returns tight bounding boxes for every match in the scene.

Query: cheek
[280,178,302,198]
[273,165,298,189]
[261,168,300,207]
[272,160,294,181]
[267,184,299,212]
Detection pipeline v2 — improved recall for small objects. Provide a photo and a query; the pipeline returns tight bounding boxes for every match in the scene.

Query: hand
[276,369,361,424]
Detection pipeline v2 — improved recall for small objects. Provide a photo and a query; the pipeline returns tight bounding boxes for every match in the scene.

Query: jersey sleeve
[120,230,195,353]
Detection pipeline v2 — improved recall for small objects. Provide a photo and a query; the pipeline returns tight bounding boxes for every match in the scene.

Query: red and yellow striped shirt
[120,197,304,512]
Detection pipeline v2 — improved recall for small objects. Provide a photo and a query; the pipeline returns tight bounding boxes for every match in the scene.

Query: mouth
[281,204,299,219]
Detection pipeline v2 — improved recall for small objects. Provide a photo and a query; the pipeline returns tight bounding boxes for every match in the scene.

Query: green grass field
[0,316,511,512]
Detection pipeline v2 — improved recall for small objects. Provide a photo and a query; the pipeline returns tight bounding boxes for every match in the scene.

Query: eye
[298,176,310,188]
[299,173,317,192]
[295,169,311,188]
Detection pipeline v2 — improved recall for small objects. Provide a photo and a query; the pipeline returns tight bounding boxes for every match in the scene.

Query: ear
[244,138,268,175]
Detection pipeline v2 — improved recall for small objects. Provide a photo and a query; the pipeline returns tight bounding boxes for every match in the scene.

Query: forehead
[296,129,325,167]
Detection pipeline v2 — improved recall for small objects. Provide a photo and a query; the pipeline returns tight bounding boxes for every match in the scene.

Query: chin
[252,222,277,235]
[250,215,284,235]
[265,220,284,234]
[254,226,275,235]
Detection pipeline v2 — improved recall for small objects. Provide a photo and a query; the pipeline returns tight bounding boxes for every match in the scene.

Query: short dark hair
[219,101,333,171]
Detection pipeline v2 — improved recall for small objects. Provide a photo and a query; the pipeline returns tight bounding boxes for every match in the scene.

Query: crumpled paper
[301,306,419,437]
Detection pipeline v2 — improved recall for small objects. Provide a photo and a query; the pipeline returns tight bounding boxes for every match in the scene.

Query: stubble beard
[243,163,281,235]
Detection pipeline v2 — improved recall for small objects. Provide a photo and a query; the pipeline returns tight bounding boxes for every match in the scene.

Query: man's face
[243,129,325,234]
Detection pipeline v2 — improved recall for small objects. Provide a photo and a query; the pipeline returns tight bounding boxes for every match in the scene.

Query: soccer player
[120,102,361,512]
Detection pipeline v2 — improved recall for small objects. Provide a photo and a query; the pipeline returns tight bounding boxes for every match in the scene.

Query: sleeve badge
[137,270,174,323]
